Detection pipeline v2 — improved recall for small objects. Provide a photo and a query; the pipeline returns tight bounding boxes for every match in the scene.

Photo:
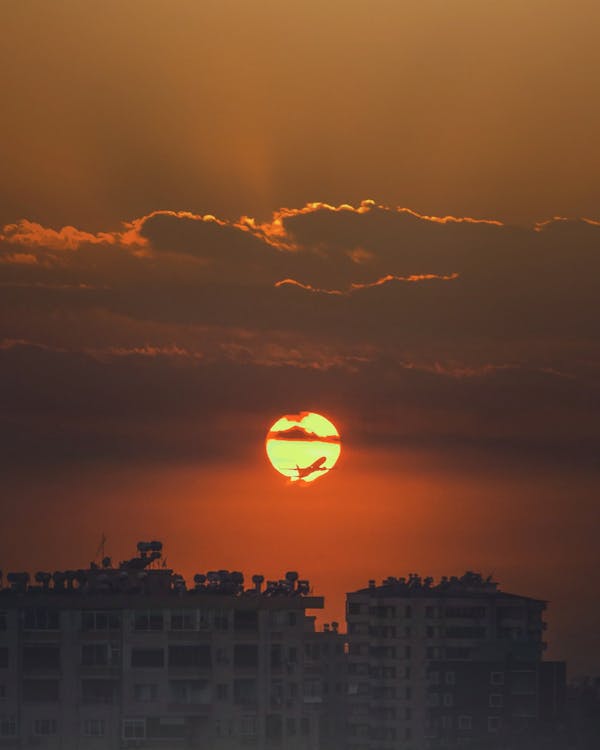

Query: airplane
[284,456,330,480]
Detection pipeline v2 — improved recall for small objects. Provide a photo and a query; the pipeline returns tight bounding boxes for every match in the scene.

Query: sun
[265,411,341,483]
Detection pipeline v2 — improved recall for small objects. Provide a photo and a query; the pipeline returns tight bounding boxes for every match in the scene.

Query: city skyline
[0,540,567,749]
[2,0,599,702]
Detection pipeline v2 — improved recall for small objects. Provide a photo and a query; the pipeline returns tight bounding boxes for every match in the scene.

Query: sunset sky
[1,1,599,675]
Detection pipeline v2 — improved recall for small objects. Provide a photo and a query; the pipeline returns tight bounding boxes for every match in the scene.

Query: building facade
[346,572,565,750]
[0,543,325,749]
[0,548,566,750]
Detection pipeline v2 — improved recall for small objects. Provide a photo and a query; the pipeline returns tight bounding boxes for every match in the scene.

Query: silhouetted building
[0,542,325,749]
[0,550,569,750]
[345,572,566,750]
[305,619,347,750]
[566,676,600,749]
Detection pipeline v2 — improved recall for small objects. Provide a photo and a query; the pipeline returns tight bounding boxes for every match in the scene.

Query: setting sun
[265,411,341,483]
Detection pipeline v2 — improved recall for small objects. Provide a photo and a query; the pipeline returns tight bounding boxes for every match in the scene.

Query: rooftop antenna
[93,533,107,564]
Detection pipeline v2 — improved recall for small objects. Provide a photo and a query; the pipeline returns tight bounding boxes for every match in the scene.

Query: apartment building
[345,572,565,750]
[0,542,325,750]
[305,619,347,750]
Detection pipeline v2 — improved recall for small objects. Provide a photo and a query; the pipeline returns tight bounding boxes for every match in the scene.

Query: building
[0,547,568,750]
[0,542,325,749]
[305,619,347,750]
[345,572,566,750]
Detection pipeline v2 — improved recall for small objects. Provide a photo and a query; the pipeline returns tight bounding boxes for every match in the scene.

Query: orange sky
[1,0,600,678]
[1,1,600,228]
[3,445,598,674]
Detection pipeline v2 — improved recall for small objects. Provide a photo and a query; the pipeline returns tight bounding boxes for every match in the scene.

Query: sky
[1,1,599,674]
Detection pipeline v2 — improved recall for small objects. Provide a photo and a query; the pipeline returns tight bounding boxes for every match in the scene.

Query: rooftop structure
[0,540,318,604]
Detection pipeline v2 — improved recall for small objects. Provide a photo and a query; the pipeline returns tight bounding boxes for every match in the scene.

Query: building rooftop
[0,540,323,609]
[350,571,546,604]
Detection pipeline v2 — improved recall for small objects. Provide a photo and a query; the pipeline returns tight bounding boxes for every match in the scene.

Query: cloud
[0,220,119,251]
[267,425,341,442]
[1,200,600,472]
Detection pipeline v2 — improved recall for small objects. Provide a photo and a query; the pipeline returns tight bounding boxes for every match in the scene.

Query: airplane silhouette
[284,456,330,480]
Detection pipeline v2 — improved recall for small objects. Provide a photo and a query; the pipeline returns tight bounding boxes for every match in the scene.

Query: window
[300,717,310,736]
[428,671,440,684]
[445,606,486,619]
[405,707,412,720]
[23,645,60,670]
[131,649,164,668]
[271,680,284,705]
[0,649,7,669]
[83,719,105,737]
[427,693,440,707]
[23,609,59,630]
[134,683,158,702]
[405,605,412,618]
[489,693,503,708]
[82,643,120,667]
[234,610,258,632]
[0,715,16,737]
[169,645,211,668]
[22,680,60,702]
[425,606,435,618]
[134,610,163,631]
[0,613,6,630]
[348,602,362,615]
[33,719,57,736]
[170,610,195,631]
[405,645,412,658]
[82,680,117,704]
[490,671,505,685]
[443,693,454,707]
[441,716,453,730]
[266,715,282,740]
[146,716,186,739]
[234,678,258,706]
[426,646,441,659]
[81,611,120,631]
[234,644,258,668]
[458,716,472,731]
[445,626,486,639]
[370,605,395,618]
[214,610,229,631]
[488,716,502,732]
[216,683,229,700]
[198,610,211,629]
[123,718,145,739]
[0,685,6,700]
[169,680,210,704]
[498,606,524,619]
[241,716,257,737]
[216,647,228,665]
[304,679,321,700]
[445,671,456,685]
[445,647,471,660]
[286,717,296,736]
[218,718,236,737]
